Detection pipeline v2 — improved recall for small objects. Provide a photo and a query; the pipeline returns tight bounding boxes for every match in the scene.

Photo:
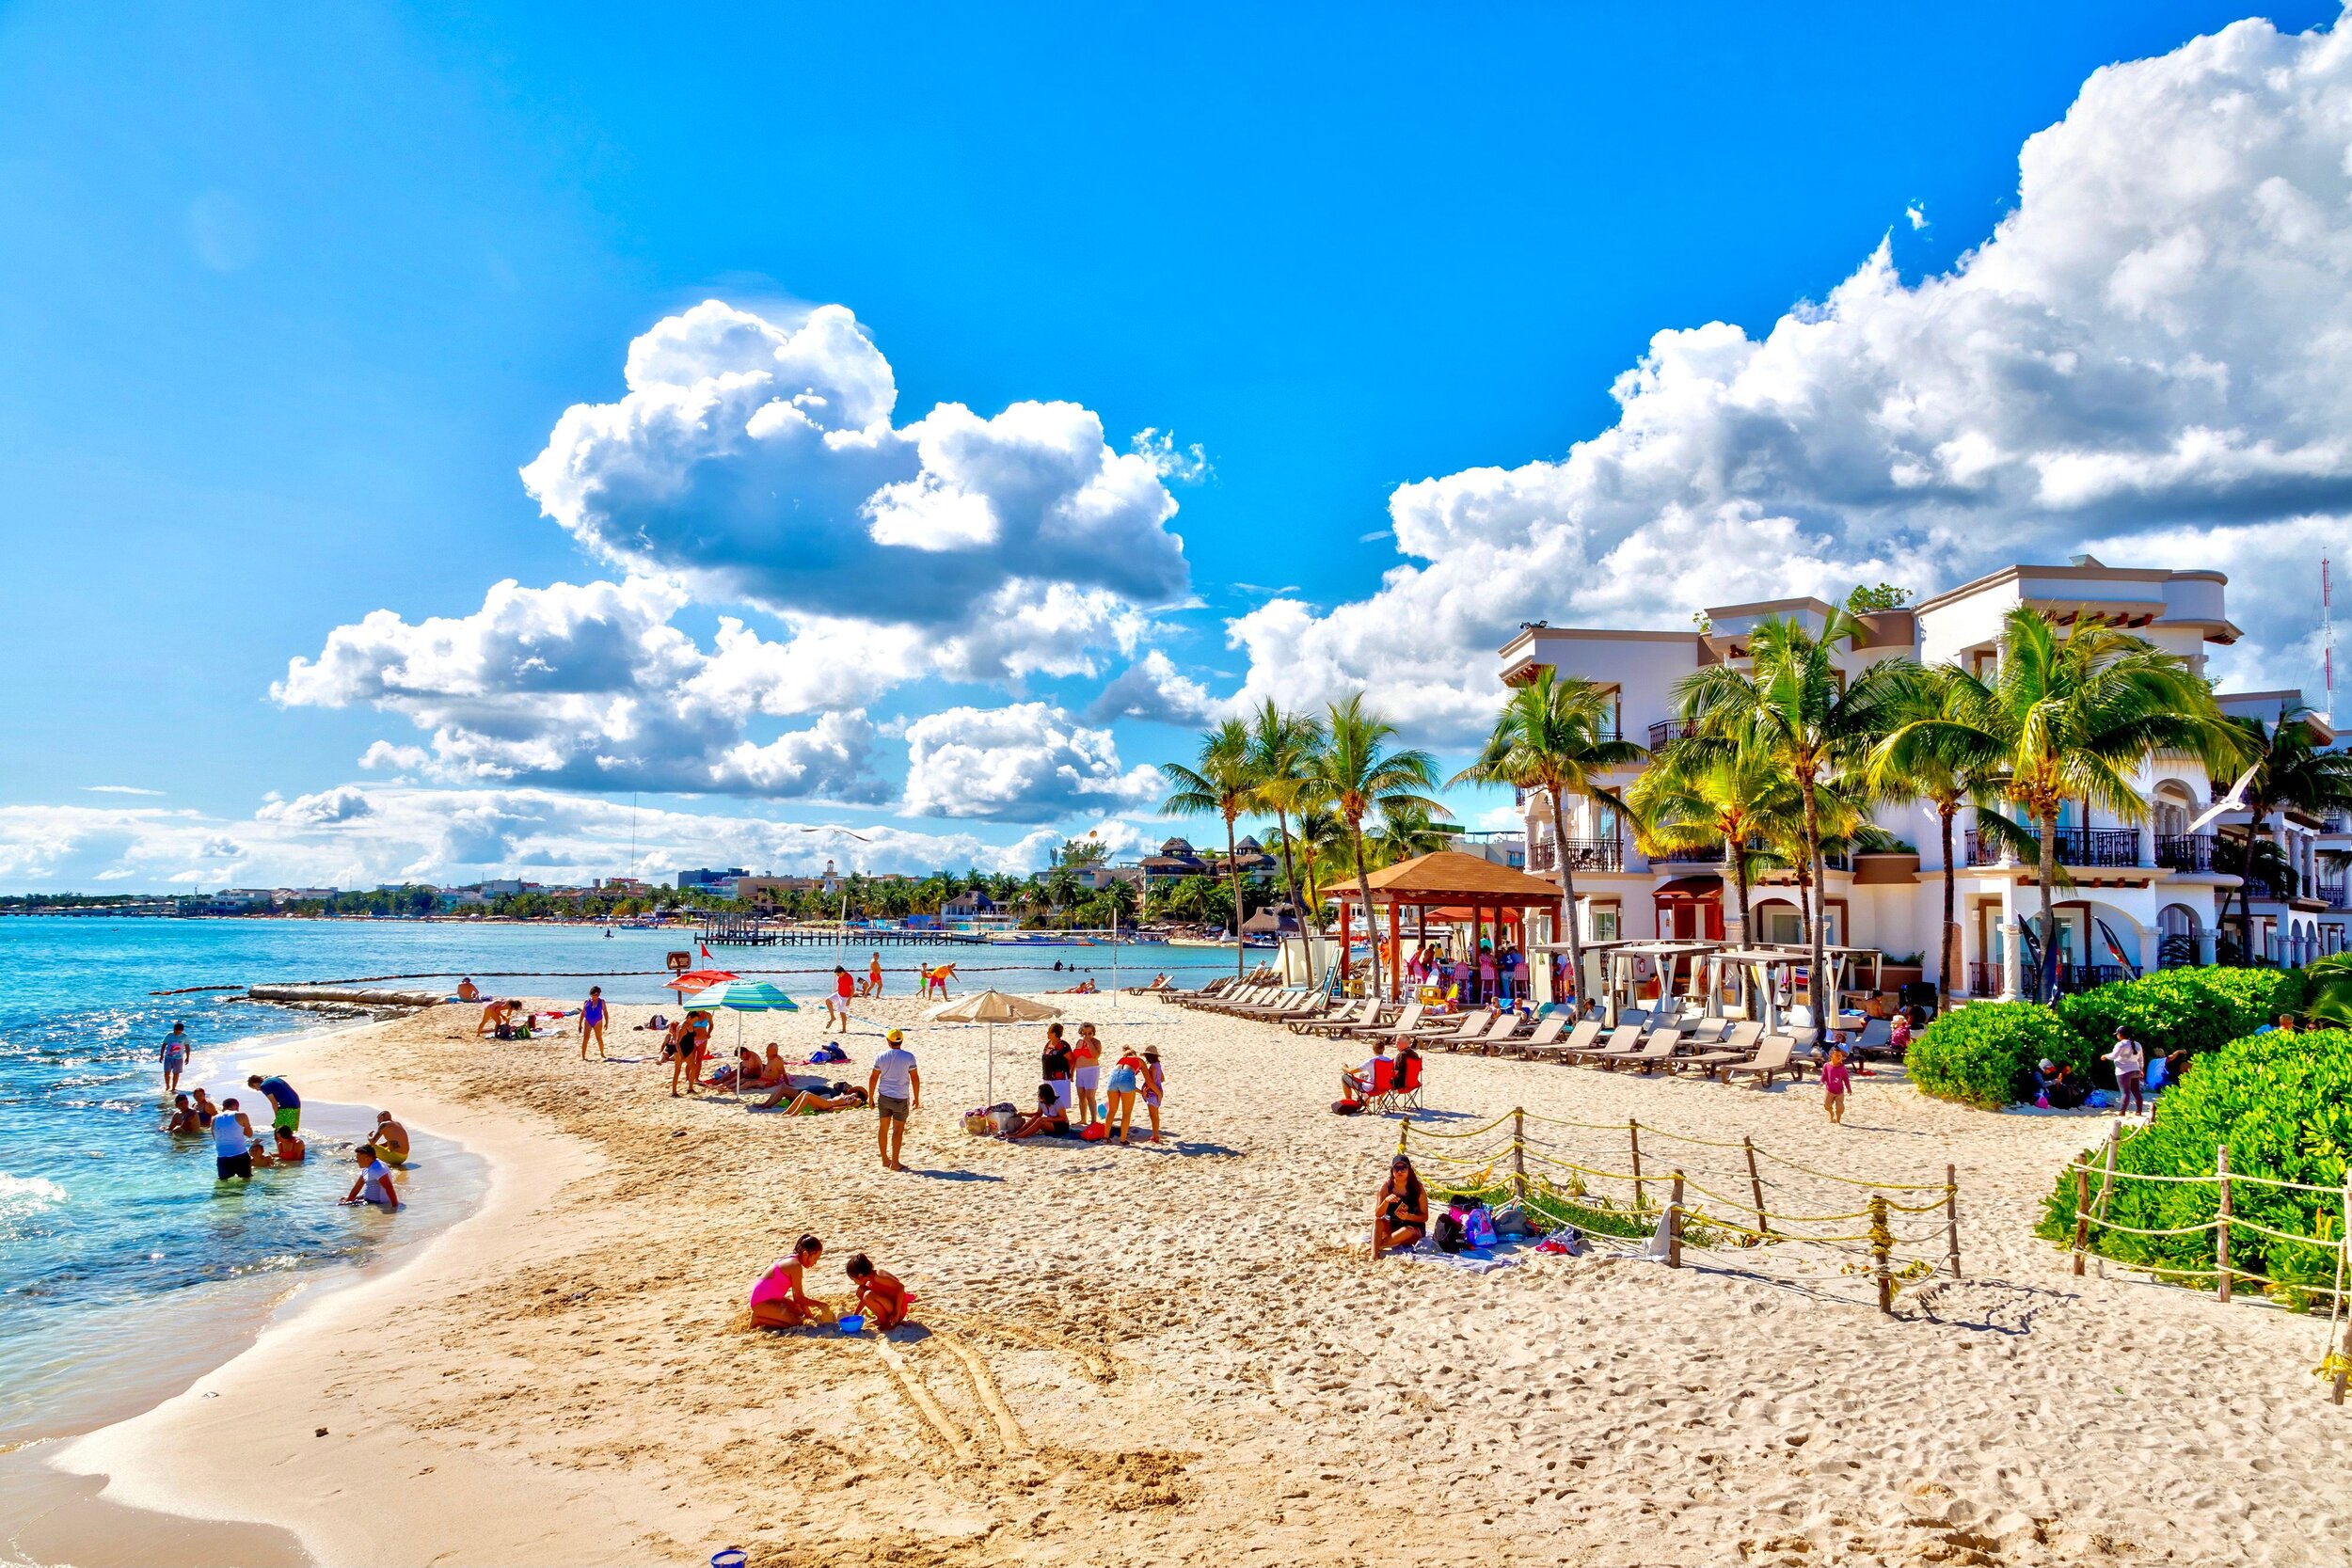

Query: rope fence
[1395,1110,1962,1314]
[2052,1123,2352,1404]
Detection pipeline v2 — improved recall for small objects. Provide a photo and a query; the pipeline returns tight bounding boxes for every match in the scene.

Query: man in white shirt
[868,1028,920,1172]
[2105,1028,2147,1117]
[1342,1039,1392,1105]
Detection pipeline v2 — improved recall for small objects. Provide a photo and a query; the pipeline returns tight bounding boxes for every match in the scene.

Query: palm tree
[1876,607,2245,1003]
[1868,663,2004,1013]
[2212,703,2352,962]
[1675,612,1914,1024]
[1452,669,1645,1015]
[1247,701,1328,983]
[1289,804,1350,918]
[1370,800,1458,866]
[1305,694,1446,997]
[1161,718,1257,975]
[1627,736,1803,946]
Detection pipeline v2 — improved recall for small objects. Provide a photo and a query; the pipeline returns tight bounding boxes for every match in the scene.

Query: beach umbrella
[692,979,799,1057]
[924,989,1062,1106]
[667,968,739,995]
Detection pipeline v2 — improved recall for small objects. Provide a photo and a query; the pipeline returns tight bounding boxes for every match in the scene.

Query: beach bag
[1330,1100,1363,1116]
[962,1111,996,1136]
[991,1108,1023,1135]
[1464,1206,1499,1249]
[1433,1211,1467,1254]
[1079,1121,1109,1142]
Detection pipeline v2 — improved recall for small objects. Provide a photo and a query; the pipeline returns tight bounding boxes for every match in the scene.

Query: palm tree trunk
[1273,809,1314,987]
[2037,809,2061,1003]
[1549,790,1584,1013]
[1937,800,1959,1015]
[1801,783,1827,1026]
[1226,814,1245,979]
[1350,818,1382,997]
[2236,813,2266,965]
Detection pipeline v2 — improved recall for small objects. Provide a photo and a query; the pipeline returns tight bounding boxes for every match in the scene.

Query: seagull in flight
[2187,762,2261,834]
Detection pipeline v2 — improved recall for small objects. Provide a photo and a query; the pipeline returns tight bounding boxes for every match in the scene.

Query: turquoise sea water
[0,916,1237,1445]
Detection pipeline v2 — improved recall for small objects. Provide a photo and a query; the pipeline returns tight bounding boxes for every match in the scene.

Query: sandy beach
[51,991,2352,1567]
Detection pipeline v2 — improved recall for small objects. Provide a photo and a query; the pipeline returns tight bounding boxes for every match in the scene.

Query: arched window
[2156,904,2198,968]
[2152,783,2195,840]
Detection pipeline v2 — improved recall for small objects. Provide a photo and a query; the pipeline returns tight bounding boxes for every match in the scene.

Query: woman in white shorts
[1070,1022,1104,1126]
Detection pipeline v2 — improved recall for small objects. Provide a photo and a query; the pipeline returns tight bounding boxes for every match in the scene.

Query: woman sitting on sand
[750,1235,836,1329]
[1372,1154,1429,1260]
[998,1084,1072,1141]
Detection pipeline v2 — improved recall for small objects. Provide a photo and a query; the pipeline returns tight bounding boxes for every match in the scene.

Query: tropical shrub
[2037,1030,2352,1305]
[2056,966,2303,1081]
[1908,1002,2089,1109]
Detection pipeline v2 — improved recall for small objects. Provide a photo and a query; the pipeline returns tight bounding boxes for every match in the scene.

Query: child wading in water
[1821,1046,1852,1125]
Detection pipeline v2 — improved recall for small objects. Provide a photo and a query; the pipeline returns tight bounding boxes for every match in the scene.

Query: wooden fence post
[1944,1164,1962,1279]
[1511,1108,1528,1204]
[2071,1158,2091,1276]
[1743,1136,1770,1243]
[2217,1144,2233,1305]
[1666,1170,1684,1268]
[1871,1193,1893,1314]
[2335,1173,2352,1406]
[1629,1118,1645,1210]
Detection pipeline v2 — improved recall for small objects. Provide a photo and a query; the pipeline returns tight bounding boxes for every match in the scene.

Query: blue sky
[1,2,2345,890]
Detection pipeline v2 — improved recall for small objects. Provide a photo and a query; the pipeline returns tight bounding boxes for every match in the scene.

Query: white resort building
[1499,557,2350,1001]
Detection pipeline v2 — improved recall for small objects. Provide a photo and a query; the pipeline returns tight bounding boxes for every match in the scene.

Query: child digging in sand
[750,1235,836,1329]
[845,1254,913,1330]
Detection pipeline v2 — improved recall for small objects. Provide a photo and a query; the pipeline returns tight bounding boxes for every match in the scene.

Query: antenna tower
[2326,556,2336,718]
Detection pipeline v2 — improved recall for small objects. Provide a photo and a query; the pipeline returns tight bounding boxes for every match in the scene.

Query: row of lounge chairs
[1157,978,1823,1086]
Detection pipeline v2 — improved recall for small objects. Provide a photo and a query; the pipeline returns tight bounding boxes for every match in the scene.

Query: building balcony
[2154,833,2217,872]
[2319,879,2350,910]
[1529,838,1623,873]
[1646,719,1696,750]
[1963,827,2142,869]
[1652,843,1725,865]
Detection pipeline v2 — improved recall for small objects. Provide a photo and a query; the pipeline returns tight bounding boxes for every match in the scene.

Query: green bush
[2036,1030,2352,1300]
[1909,1002,2089,1109]
[2057,967,2302,1082]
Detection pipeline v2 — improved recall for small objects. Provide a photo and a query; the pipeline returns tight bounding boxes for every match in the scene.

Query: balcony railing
[1529,838,1623,873]
[1965,959,2136,997]
[2321,880,2350,910]
[2154,833,2217,872]
[1963,827,2142,869]
[1653,843,1726,864]
[1646,719,1696,750]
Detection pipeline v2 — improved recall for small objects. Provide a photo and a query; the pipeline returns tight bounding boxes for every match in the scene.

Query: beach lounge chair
[1332,1002,1422,1041]
[1563,1023,1645,1064]
[1456,1011,1530,1055]
[1291,997,1378,1036]
[1160,975,1236,1006]
[1494,1014,1570,1060]
[1406,1009,1497,1051]
[1517,1017,1600,1064]
[1671,1020,1765,1077]
[1601,1028,1686,1073]
[1201,985,1279,1014]
[1847,1018,1894,1057]
[1221,987,1311,1018]
[1723,1035,1807,1087]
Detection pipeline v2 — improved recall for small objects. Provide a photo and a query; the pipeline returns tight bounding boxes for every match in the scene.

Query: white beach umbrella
[923,989,1063,1106]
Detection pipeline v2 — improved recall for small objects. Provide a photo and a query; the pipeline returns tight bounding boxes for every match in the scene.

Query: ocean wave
[0,1171,68,1219]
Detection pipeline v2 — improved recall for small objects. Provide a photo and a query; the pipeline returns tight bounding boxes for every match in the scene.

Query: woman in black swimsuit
[1373,1154,1430,1259]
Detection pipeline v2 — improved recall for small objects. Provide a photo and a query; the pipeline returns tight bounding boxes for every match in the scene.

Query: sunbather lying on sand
[770,1084,868,1116]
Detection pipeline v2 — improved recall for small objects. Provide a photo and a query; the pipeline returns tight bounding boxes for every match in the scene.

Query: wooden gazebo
[1327,849,1565,1000]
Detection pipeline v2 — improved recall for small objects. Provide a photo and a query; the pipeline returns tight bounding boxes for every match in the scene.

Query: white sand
[56,993,2352,1566]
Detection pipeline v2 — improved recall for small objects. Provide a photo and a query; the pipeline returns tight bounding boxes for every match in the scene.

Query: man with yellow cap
[867,1028,920,1172]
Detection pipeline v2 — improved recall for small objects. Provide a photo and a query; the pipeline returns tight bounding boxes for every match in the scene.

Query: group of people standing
[1012,1022,1162,1144]
[159,1023,407,1209]
[1404,942,1530,1008]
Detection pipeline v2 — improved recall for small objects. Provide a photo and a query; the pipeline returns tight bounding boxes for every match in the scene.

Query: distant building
[941,890,997,921]
[676,866,749,892]
[1139,835,1278,883]
[477,879,527,897]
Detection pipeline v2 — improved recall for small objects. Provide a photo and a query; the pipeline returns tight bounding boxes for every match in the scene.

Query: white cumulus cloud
[519,300,1190,636]
[1085,650,1221,725]
[1228,17,2352,739]
[901,703,1162,822]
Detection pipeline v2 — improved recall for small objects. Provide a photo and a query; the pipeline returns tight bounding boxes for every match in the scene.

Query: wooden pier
[694,915,988,948]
